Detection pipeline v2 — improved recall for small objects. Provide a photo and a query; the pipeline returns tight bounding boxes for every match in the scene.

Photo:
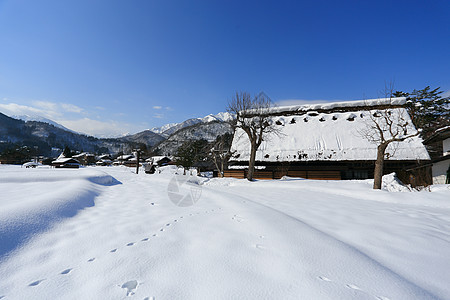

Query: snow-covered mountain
[154,121,233,156]
[1,111,234,157]
[119,130,165,147]
[11,115,77,133]
[151,112,233,138]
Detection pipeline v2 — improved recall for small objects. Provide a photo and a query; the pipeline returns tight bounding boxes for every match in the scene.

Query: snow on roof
[22,162,40,167]
[52,157,80,164]
[57,152,66,160]
[268,97,406,114]
[436,125,450,133]
[231,106,430,162]
[117,155,134,160]
[73,152,95,158]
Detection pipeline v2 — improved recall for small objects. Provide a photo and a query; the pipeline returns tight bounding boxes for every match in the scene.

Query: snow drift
[0,166,119,259]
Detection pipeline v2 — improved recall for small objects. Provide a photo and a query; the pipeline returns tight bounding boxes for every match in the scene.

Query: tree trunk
[247,142,257,181]
[220,160,224,178]
[213,156,223,178]
[373,143,388,189]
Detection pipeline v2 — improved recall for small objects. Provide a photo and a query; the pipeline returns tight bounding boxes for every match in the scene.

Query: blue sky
[0,0,449,137]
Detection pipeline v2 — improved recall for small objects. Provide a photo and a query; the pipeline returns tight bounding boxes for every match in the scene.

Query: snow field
[0,165,449,299]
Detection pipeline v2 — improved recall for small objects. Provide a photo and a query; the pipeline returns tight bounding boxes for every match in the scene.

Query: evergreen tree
[63,146,73,157]
[176,139,208,174]
[0,145,32,164]
[394,86,450,138]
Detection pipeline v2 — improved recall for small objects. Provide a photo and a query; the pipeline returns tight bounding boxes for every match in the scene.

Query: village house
[227,98,431,185]
[51,157,80,168]
[423,126,450,184]
[96,154,113,166]
[146,156,173,166]
[114,154,139,167]
[51,152,81,168]
[72,152,96,166]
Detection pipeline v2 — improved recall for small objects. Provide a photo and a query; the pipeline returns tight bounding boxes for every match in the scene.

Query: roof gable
[231,101,430,162]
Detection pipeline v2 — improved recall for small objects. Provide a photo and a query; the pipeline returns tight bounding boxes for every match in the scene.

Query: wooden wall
[223,169,341,180]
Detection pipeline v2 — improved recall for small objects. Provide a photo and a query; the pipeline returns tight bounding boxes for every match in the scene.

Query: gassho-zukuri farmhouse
[227,97,431,186]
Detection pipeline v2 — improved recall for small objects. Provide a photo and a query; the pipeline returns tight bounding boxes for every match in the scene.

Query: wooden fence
[223,169,341,180]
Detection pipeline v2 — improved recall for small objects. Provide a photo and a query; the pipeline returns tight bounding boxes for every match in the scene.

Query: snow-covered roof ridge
[436,125,450,133]
[270,97,406,114]
[53,157,80,163]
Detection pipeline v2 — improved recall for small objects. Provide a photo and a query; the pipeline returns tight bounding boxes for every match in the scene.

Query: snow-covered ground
[0,165,449,299]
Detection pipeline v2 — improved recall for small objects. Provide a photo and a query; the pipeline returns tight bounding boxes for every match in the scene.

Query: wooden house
[51,157,80,168]
[72,153,96,166]
[423,126,450,184]
[146,156,173,166]
[227,98,431,184]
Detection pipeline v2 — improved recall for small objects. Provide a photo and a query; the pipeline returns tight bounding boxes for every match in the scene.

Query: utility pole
[133,149,142,174]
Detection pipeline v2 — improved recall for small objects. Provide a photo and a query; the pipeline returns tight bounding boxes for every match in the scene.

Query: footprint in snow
[166,223,170,226]
[88,258,95,262]
[160,228,164,232]
[346,284,361,290]
[127,242,135,246]
[317,276,332,282]
[152,234,157,237]
[61,268,72,275]
[0,295,5,299]
[120,280,138,296]
[150,203,156,206]
[142,238,149,241]
[232,215,244,222]
[29,279,45,286]
[110,249,117,253]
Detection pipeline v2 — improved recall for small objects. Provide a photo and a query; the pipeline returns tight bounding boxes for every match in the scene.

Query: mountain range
[0,111,234,158]
[150,112,233,137]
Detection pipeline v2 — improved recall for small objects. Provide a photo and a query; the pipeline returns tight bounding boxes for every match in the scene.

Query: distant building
[146,156,172,166]
[72,152,96,166]
[52,157,80,168]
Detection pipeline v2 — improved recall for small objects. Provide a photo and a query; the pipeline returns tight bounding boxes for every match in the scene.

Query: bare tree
[360,84,420,189]
[227,92,277,181]
[209,133,234,177]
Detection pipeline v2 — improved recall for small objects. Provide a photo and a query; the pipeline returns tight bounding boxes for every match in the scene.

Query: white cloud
[0,100,143,137]
[441,90,450,98]
[61,103,83,113]
[0,102,57,118]
[153,113,164,119]
[59,118,134,138]
[153,106,162,110]
[32,100,58,111]
[0,100,85,120]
